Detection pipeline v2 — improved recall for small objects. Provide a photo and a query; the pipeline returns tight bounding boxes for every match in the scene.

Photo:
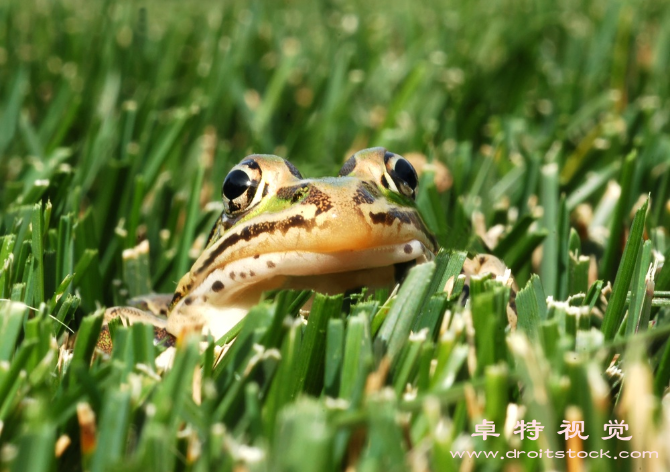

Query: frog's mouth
[244,238,427,287]
[257,239,435,295]
[199,239,433,295]
[170,239,434,339]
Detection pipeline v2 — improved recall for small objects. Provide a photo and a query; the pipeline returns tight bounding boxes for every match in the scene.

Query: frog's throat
[168,239,433,340]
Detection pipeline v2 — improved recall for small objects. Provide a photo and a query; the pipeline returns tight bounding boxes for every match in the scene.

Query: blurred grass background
[2,0,670,470]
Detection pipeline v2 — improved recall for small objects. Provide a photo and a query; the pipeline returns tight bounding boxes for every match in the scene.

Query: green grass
[2,0,670,470]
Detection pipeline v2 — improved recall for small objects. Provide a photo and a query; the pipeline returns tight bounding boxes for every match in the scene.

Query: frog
[102,147,440,346]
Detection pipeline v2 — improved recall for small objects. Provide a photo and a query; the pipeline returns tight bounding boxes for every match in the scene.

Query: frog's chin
[168,305,250,341]
[169,239,434,341]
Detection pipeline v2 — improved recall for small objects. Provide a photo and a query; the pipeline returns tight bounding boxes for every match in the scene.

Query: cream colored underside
[168,239,432,340]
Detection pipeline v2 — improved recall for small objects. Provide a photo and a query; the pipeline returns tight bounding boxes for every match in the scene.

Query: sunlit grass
[1,0,670,470]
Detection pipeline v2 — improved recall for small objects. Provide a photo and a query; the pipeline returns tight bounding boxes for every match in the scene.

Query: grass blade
[602,197,648,340]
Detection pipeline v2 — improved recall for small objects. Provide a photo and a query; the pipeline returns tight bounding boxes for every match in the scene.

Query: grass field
[2,0,670,470]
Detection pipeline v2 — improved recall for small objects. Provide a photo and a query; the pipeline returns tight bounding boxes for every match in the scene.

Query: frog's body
[105,148,438,341]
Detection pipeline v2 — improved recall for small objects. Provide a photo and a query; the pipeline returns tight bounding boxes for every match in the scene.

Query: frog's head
[168,147,438,339]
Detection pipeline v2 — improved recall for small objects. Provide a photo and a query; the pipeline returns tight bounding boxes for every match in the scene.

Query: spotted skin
[104,147,440,343]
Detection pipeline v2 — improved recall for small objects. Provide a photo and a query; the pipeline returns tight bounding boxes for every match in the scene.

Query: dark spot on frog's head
[230,272,236,280]
[277,184,310,203]
[368,209,437,252]
[241,159,260,170]
[249,270,255,277]
[338,155,357,176]
[240,272,247,279]
[362,181,382,197]
[202,295,208,303]
[159,308,168,316]
[212,281,224,292]
[184,296,193,306]
[254,254,260,259]
[479,255,487,265]
[303,186,333,215]
[353,184,376,205]
[403,244,412,254]
[369,210,413,226]
[380,175,390,189]
[267,261,276,268]
[284,159,303,179]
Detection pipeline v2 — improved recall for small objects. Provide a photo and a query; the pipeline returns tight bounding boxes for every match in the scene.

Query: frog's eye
[223,170,253,200]
[222,167,260,214]
[385,153,418,199]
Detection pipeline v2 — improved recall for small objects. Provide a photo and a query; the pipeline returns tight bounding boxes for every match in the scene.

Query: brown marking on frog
[277,184,310,203]
[369,210,437,250]
[303,186,334,215]
[283,159,303,178]
[380,175,390,189]
[353,184,376,205]
[338,155,357,176]
[196,214,318,275]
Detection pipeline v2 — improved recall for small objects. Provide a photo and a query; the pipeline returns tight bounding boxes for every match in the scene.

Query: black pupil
[222,169,252,200]
[395,159,417,190]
